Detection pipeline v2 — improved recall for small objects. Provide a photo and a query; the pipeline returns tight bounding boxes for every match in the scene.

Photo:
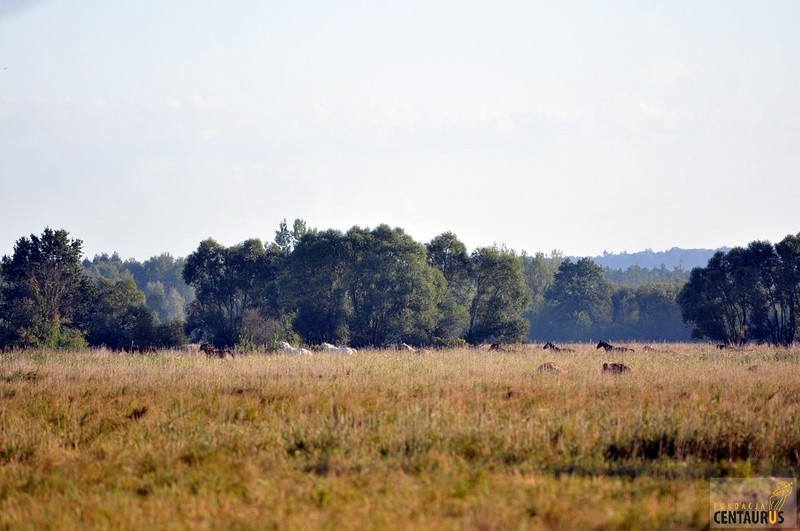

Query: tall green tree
[274,218,309,255]
[465,246,531,345]
[183,238,279,346]
[85,277,156,349]
[346,225,446,347]
[681,237,800,346]
[633,282,689,341]
[0,228,91,349]
[539,258,612,341]
[522,250,563,315]
[284,229,352,344]
[774,233,800,345]
[426,232,471,340]
[678,246,764,346]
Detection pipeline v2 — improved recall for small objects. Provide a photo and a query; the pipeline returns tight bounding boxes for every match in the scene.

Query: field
[1,344,799,530]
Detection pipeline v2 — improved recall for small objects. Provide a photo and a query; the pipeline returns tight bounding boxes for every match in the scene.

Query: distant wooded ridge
[576,247,730,271]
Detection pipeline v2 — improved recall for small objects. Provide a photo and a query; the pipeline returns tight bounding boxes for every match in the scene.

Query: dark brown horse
[596,341,634,352]
[544,342,575,352]
[603,362,631,374]
[200,343,233,359]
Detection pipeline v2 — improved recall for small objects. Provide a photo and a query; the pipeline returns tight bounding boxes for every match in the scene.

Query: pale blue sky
[1,1,798,260]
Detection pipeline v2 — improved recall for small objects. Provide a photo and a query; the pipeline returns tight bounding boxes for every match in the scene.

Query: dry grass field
[1,344,799,530]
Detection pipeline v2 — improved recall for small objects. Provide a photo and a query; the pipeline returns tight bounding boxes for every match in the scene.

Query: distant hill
[577,247,728,271]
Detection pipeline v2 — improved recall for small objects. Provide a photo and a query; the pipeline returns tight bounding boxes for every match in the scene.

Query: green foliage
[346,225,446,346]
[465,246,531,344]
[0,228,91,349]
[521,250,563,314]
[432,336,468,349]
[537,258,612,341]
[284,229,352,344]
[7,225,794,350]
[85,277,157,349]
[285,225,448,347]
[183,238,280,346]
[426,232,471,339]
[679,234,800,346]
[274,218,309,255]
[603,264,689,287]
[631,282,688,340]
[83,252,194,324]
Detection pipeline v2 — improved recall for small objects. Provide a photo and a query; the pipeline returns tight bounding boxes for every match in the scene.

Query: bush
[433,337,468,349]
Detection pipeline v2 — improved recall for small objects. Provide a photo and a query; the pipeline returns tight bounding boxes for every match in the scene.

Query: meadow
[1,344,798,530]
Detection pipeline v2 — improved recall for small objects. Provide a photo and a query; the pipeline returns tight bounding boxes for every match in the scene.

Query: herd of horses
[122,339,645,374]
[191,339,638,375]
[536,341,634,375]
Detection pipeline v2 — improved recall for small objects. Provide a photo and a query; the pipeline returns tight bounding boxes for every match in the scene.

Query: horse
[602,362,630,374]
[278,341,310,355]
[543,342,562,352]
[216,347,234,359]
[596,341,635,352]
[199,343,216,357]
[200,343,234,359]
[321,342,356,355]
[398,342,416,352]
[537,362,567,374]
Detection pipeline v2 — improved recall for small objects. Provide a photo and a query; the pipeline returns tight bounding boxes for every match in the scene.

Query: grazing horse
[216,347,234,359]
[398,342,416,352]
[278,341,310,355]
[489,343,503,351]
[596,341,635,352]
[321,342,356,355]
[199,343,216,357]
[543,342,575,353]
[603,362,630,374]
[537,362,567,374]
[200,342,234,359]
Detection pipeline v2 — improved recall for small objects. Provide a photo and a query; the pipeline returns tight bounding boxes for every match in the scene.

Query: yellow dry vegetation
[1,344,798,530]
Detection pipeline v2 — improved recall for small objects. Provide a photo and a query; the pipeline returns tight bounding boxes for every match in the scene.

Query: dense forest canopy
[1,223,798,350]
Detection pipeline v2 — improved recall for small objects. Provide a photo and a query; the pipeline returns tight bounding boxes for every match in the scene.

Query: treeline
[82,252,195,324]
[1,224,797,350]
[183,225,530,349]
[679,236,800,347]
[523,254,689,342]
[0,229,188,350]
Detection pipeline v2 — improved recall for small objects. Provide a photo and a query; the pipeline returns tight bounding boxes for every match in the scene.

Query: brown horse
[537,362,567,374]
[200,343,233,359]
[544,342,575,352]
[603,362,631,374]
[596,341,634,352]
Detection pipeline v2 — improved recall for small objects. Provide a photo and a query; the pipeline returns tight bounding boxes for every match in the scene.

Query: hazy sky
[1,1,798,260]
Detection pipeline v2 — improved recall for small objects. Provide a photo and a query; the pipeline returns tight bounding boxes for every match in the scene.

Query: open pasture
[1,344,799,529]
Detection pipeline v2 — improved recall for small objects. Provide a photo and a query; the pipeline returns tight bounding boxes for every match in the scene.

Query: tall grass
[1,344,797,529]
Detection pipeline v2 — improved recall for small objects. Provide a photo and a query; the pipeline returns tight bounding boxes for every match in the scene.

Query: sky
[1,1,798,261]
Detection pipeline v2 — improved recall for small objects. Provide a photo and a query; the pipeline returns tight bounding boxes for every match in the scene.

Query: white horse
[278,341,310,355]
[321,342,356,355]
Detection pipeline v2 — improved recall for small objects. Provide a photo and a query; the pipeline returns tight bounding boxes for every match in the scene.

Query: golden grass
[1,344,798,530]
